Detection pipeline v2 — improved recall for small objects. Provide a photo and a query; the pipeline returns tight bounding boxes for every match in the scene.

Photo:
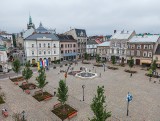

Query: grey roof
[75,29,87,37]
[87,39,99,45]
[25,33,59,40]
[111,30,134,39]
[36,22,48,33]
[155,44,160,55]
[57,34,77,42]
[129,35,159,43]
[0,36,10,41]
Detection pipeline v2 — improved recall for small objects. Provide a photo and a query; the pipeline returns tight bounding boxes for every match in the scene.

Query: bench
[68,111,77,119]
[44,96,52,101]
[25,90,30,94]
[53,103,61,109]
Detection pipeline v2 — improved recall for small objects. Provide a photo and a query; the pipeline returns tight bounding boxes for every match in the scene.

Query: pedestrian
[130,73,132,77]
[99,73,101,78]
[54,91,56,96]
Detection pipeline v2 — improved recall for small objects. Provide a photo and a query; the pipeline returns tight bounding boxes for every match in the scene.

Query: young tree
[36,67,48,96]
[128,57,134,71]
[57,80,68,111]
[84,53,89,60]
[90,86,111,121]
[96,54,100,63]
[111,56,116,65]
[12,59,21,77]
[151,60,157,73]
[22,61,33,84]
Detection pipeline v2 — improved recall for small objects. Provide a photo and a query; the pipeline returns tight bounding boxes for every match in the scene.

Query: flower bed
[82,61,90,64]
[33,92,53,102]
[19,83,37,90]
[124,69,137,73]
[93,63,103,67]
[10,76,24,82]
[52,104,77,120]
[68,71,81,76]
[145,73,159,78]
[0,96,5,104]
[108,66,118,70]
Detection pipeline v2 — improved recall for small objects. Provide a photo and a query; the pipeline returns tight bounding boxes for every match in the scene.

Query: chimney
[114,30,116,33]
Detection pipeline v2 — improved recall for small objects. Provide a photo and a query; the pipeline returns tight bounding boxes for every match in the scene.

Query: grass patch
[0,96,5,104]
[52,104,77,120]
[33,92,53,102]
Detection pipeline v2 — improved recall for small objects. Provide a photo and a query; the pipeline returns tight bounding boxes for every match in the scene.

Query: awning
[141,60,151,64]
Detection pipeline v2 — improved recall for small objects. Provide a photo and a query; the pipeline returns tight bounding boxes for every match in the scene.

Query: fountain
[75,68,97,79]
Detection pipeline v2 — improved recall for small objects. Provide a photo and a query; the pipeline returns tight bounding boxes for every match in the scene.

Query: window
[148,52,152,57]
[137,45,141,49]
[73,50,76,52]
[112,49,114,54]
[32,44,34,48]
[68,44,69,47]
[131,45,135,49]
[44,43,46,47]
[127,50,130,55]
[48,51,50,54]
[122,49,125,54]
[131,50,134,56]
[117,48,119,54]
[70,44,72,47]
[48,43,50,48]
[149,45,153,49]
[53,44,56,47]
[143,51,147,57]
[117,43,121,47]
[61,50,63,54]
[61,44,63,48]
[73,44,76,47]
[112,42,115,47]
[136,50,140,56]
[39,43,41,48]
[144,45,148,49]
[39,51,41,55]
[68,50,69,53]
[44,51,46,55]
[65,50,67,53]
[54,51,56,54]
[128,45,131,49]
[65,44,67,48]
[123,43,125,48]
[32,51,34,55]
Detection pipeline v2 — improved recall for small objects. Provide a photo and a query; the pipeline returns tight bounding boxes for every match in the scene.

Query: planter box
[108,66,118,70]
[33,92,53,102]
[124,69,137,73]
[10,76,24,82]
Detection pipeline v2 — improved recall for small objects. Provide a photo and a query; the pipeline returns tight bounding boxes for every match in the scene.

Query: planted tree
[12,59,21,77]
[111,56,116,65]
[96,54,100,63]
[148,68,153,81]
[89,86,111,121]
[84,53,89,60]
[36,67,48,96]
[128,57,134,71]
[22,61,33,84]
[151,60,157,74]
[57,80,68,112]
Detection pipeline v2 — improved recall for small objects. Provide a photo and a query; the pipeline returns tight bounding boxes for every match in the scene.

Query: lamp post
[82,85,85,101]
[126,92,133,116]
[21,110,25,121]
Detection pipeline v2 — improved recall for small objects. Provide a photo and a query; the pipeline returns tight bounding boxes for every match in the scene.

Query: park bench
[53,103,61,109]
[68,111,77,119]
[44,95,52,101]
[25,90,30,94]
[34,90,43,95]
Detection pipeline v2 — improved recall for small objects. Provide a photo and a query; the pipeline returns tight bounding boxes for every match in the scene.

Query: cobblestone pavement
[0,61,160,121]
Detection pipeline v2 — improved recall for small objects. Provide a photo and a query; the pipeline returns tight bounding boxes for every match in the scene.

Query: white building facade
[24,33,60,64]
[110,30,136,63]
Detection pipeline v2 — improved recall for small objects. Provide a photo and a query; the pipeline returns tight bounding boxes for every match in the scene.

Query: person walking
[99,73,101,78]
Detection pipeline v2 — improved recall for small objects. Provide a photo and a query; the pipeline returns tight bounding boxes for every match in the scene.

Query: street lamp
[82,85,85,101]
[126,92,133,116]
[21,110,25,121]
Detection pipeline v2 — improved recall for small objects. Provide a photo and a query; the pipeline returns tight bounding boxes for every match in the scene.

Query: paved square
[0,61,160,121]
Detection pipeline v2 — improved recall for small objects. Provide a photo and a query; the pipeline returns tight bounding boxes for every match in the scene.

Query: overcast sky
[0,0,160,36]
